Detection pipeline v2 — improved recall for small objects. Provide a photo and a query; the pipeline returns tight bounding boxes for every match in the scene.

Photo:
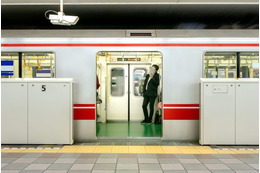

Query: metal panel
[1,82,28,144]
[203,82,236,144]
[236,83,259,144]
[107,64,128,121]
[28,82,72,144]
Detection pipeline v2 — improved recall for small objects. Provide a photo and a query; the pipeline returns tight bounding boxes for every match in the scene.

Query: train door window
[111,68,125,96]
[240,52,259,78]
[22,52,55,78]
[1,53,19,78]
[204,53,237,78]
[133,68,147,96]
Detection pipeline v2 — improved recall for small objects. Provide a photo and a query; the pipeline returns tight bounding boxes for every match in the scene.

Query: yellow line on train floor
[1,146,259,154]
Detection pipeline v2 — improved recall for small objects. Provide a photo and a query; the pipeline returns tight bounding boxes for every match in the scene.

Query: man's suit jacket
[143,73,160,97]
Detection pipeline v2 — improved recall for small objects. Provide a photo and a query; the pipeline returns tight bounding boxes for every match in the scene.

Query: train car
[1,30,259,142]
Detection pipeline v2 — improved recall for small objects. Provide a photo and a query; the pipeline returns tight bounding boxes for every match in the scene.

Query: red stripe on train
[74,104,95,107]
[1,43,259,47]
[163,108,199,120]
[164,104,199,107]
[73,108,95,120]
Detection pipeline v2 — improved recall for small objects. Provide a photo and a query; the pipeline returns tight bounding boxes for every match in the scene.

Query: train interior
[96,51,163,138]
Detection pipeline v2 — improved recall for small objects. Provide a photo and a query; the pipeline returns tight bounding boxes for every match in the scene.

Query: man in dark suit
[142,64,160,124]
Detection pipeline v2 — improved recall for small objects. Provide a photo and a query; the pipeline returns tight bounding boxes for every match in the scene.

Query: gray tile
[69,164,94,170]
[199,159,222,164]
[60,153,80,158]
[157,154,176,158]
[160,164,185,171]
[182,163,208,170]
[117,164,138,170]
[249,164,259,169]
[138,158,158,163]
[239,158,259,164]
[21,154,43,158]
[96,158,117,163]
[163,171,187,173]
[2,153,24,158]
[47,163,73,170]
[137,154,157,158]
[1,170,20,173]
[45,171,68,173]
[139,163,161,170]
[187,171,211,173]
[139,171,163,173]
[179,159,201,163]
[54,158,77,164]
[232,154,253,159]
[92,170,115,173]
[1,158,18,163]
[118,154,137,158]
[117,158,138,164]
[33,158,57,164]
[194,154,216,159]
[99,154,118,158]
[13,158,37,163]
[93,163,116,170]
[24,164,51,170]
[213,154,235,159]
[2,163,30,170]
[21,171,44,173]
[226,163,254,170]
[175,154,196,159]
[2,163,8,168]
[220,159,243,163]
[158,158,180,164]
[211,171,235,173]
[40,153,62,158]
[79,153,99,158]
[116,170,139,173]
[68,171,91,173]
[234,170,259,173]
[75,158,97,164]
[204,164,231,170]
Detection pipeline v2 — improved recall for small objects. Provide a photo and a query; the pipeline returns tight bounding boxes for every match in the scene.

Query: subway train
[1,30,259,142]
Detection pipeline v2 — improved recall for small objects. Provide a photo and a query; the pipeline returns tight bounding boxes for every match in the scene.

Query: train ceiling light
[45,0,79,26]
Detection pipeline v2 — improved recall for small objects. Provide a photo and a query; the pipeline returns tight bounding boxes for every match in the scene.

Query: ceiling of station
[1,1,259,29]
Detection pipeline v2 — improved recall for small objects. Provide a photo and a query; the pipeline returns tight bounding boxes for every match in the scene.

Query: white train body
[2,30,258,142]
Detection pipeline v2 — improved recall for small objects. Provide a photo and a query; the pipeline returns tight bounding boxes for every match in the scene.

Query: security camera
[48,12,79,26]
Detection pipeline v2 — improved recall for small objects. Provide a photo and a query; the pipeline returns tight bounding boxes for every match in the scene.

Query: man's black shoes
[141,120,146,124]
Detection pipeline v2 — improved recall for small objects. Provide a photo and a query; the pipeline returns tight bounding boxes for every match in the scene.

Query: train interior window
[96,51,162,138]
[22,53,55,78]
[204,53,237,78]
[240,52,259,78]
[134,68,147,96]
[111,68,125,96]
[1,53,19,78]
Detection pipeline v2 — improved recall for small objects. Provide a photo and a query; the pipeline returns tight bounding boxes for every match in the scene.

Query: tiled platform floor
[1,152,259,173]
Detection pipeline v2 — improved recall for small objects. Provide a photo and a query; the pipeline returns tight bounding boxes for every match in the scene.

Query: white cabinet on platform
[200,78,259,145]
[1,79,74,144]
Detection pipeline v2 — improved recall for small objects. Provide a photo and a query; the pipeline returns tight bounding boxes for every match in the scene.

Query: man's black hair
[152,64,159,71]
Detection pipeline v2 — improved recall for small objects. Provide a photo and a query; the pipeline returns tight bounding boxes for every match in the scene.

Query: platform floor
[1,142,259,172]
[96,122,162,137]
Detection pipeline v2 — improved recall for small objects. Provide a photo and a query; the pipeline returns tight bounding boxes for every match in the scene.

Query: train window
[22,52,55,78]
[111,68,125,96]
[1,52,19,78]
[240,52,259,78]
[133,68,147,96]
[204,53,237,78]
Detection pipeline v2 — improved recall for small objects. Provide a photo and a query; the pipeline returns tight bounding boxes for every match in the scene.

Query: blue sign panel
[1,60,14,76]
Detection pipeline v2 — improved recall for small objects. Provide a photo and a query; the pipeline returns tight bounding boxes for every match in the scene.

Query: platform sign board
[36,69,51,78]
[1,60,14,76]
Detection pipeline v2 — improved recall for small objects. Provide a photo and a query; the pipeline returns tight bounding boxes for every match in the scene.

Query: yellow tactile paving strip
[2,146,259,154]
